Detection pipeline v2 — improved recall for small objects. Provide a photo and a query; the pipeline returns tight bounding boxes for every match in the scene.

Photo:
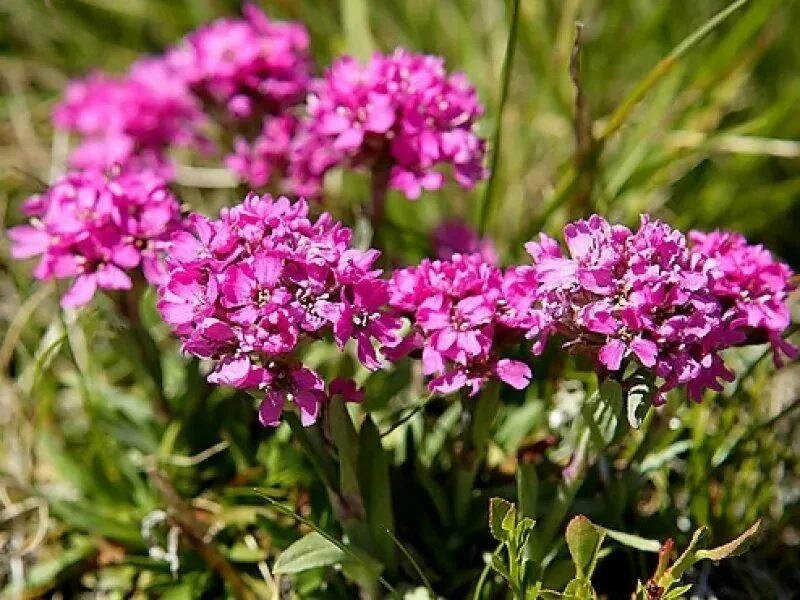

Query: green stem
[475,0,521,236]
[601,0,750,141]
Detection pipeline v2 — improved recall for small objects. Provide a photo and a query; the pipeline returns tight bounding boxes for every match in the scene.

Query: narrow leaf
[357,416,396,570]
[695,520,761,561]
[604,528,661,552]
[273,532,347,574]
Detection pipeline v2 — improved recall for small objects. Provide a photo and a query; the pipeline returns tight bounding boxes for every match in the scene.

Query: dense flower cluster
[432,220,497,263]
[157,193,401,426]
[526,215,747,401]
[167,3,311,120]
[690,230,796,365]
[288,50,487,199]
[54,58,206,172]
[388,253,536,395]
[9,168,182,308]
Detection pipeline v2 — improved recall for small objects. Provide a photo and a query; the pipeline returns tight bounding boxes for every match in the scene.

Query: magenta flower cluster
[166,3,311,120]
[54,58,206,173]
[287,50,487,199]
[157,193,400,426]
[9,168,183,308]
[689,230,796,365]
[388,253,537,395]
[524,215,795,402]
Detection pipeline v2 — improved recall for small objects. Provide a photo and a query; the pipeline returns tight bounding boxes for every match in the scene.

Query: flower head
[388,253,536,396]
[54,58,206,172]
[157,193,400,426]
[690,230,796,365]
[9,168,183,308]
[289,49,487,199]
[168,3,311,120]
[526,215,740,402]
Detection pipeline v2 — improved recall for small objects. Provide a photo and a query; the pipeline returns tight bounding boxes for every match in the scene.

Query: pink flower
[388,253,538,396]
[167,3,310,120]
[157,193,401,426]
[288,50,487,200]
[526,215,743,402]
[9,168,183,308]
[53,58,206,172]
[690,230,797,365]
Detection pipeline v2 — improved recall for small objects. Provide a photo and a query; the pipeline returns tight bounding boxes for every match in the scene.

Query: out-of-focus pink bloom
[167,3,311,120]
[432,220,497,263]
[53,57,206,173]
[288,50,487,199]
[157,193,401,426]
[690,230,796,365]
[9,168,183,308]
[225,114,298,188]
[388,253,538,396]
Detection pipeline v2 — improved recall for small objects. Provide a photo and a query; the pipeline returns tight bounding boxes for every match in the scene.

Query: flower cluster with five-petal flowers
[689,229,796,365]
[288,49,487,199]
[54,58,207,173]
[157,193,401,426]
[388,253,539,396]
[524,215,786,402]
[9,168,183,308]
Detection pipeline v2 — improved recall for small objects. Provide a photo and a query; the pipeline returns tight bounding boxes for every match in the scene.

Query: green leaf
[562,577,594,600]
[565,515,606,579]
[273,532,348,574]
[581,380,623,452]
[357,416,396,570]
[667,526,709,581]
[662,584,693,599]
[603,528,661,553]
[516,462,539,519]
[695,520,761,561]
[489,497,514,542]
[490,552,511,581]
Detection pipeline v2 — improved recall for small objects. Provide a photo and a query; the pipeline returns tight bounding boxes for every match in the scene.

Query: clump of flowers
[9,167,183,308]
[388,253,536,395]
[167,3,311,121]
[690,230,797,364]
[432,219,497,263]
[289,49,487,199]
[157,193,401,426]
[54,58,206,172]
[525,215,743,402]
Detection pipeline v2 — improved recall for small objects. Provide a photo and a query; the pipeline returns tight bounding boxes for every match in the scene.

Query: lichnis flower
[432,219,497,264]
[157,193,400,426]
[289,49,487,199]
[388,253,536,396]
[525,215,745,402]
[167,3,311,121]
[690,230,797,365]
[9,168,183,308]
[53,57,206,173]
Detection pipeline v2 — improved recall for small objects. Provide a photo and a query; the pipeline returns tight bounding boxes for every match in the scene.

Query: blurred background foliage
[0,0,799,598]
